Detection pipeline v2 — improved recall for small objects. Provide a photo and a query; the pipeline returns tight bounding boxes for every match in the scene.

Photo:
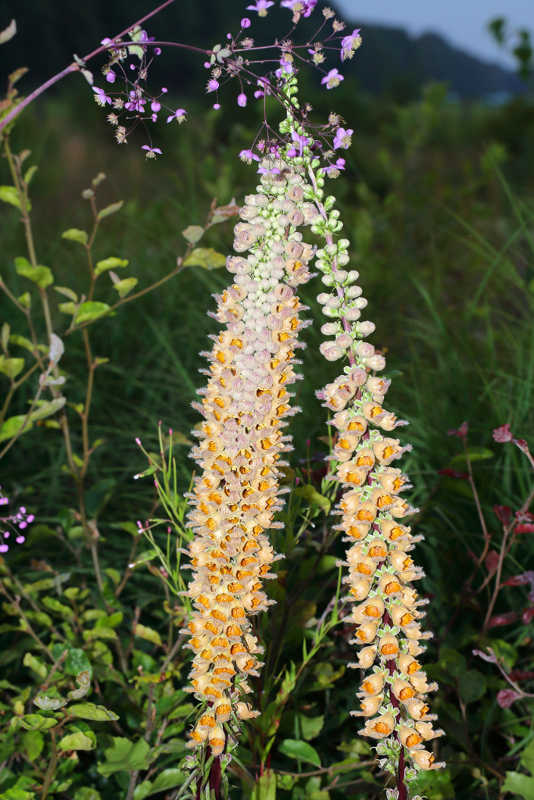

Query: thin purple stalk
[0,0,183,132]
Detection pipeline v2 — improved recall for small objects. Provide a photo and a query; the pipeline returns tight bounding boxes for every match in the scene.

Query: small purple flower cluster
[91,25,187,156]
[0,487,34,553]
[90,2,362,161]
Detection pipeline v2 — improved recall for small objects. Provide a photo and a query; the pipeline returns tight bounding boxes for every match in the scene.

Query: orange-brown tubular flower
[183,159,320,754]
[308,168,445,791]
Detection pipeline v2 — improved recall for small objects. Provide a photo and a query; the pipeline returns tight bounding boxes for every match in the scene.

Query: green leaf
[68,702,118,722]
[33,694,67,711]
[299,714,324,740]
[182,225,204,244]
[65,648,92,679]
[451,447,494,466]
[520,740,534,775]
[18,715,57,732]
[294,485,331,513]
[21,731,44,761]
[9,334,36,352]
[134,624,162,647]
[183,247,227,270]
[492,639,518,672]
[15,257,53,288]
[97,737,151,777]
[94,257,128,277]
[74,789,102,800]
[29,397,66,423]
[0,356,24,379]
[278,739,321,767]
[0,186,21,210]
[251,771,277,800]
[438,647,466,678]
[502,772,534,799]
[0,788,33,800]
[62,228,88,246]
[22,652,47,680]
[24,166,38,186]
[149,769,186,795]
[17,292,31,309]
[458,670,487,704]
[54,286,78,301]
[112,277,138,298]
[97,201,123,221]
[59,302,77,315]
[58,731,95,751]
[0,415,32,443]
[74,301,110,325]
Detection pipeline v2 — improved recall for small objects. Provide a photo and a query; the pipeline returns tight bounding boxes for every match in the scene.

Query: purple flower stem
[0,0,208,133]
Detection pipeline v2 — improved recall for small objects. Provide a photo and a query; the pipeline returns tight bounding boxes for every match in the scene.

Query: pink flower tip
[492,423,513,443]
[237,92,247,107]
[241,17,251,28]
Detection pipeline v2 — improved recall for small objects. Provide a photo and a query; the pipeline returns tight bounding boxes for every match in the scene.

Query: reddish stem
[209,755,222,798]
[0,0,179,132]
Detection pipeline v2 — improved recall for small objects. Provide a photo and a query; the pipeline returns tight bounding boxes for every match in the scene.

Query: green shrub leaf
[97,737,151,777]
[58,731,95,751]
[278,739,321,767]
[62,228,88,246]
[74,302,110,325]
[183,247,227,270]
[94,257,128,277]
[68,702,118,722]
[15,257,53,288]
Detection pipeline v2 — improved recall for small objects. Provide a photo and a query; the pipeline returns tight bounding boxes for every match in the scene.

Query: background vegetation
[0,3,533,798]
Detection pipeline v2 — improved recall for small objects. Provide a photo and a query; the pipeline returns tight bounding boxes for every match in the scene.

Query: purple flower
[92,86,112,106]
[341,28,362,61]
[254,77,271,98]
[257,165,281,175]
[237,92,248,107]
[321,68,344,89]
[241,17,251,28]
[281,0,317,17]
[239,149,260,164]
[166,108,187,124]
[288,130,311,157]
[142,145,162,159]
[105,70,116,84]
[275,58,294,79]
[246,0,274,16]
[206,78,219,93]
[333,127,353,150]
[151,100,161,113]
[322,157,346,177]
[0,488,34,553]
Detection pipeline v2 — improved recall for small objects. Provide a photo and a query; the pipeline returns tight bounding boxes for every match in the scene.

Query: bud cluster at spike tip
[308,177,445,782]
[183,155,321,755]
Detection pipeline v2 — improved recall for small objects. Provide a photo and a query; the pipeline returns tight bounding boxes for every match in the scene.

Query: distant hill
[0,0,525,100]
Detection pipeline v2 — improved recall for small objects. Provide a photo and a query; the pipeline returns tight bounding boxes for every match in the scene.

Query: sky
[335,0,534,69]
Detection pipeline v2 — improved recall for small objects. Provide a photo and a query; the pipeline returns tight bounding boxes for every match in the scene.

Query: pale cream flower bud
[357,645,377,669]
[359,712,395,738]
[398,725,423,748]
[356,692,384,716]
[359,671,386,696]
[378,633,399,658]
[354,621,378,644]
[208,725,226,756]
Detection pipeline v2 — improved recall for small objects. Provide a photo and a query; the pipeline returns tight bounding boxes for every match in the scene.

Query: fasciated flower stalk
[183,129,320,768]
[306,163,445,796]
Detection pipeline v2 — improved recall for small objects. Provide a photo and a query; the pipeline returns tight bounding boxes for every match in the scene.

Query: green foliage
[1,39,534,800]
